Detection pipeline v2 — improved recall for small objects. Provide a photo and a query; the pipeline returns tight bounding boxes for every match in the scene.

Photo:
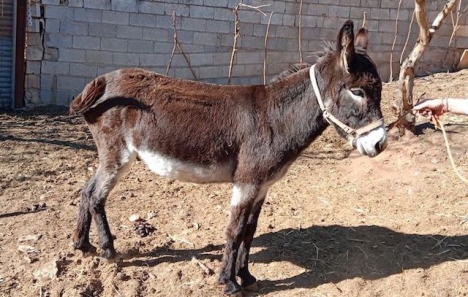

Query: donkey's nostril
[375,142,381,152]
[375,138,388,152]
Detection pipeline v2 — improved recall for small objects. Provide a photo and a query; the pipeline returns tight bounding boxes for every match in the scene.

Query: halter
[309,64,384,144]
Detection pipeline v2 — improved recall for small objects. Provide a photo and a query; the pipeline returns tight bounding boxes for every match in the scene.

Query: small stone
[18,245,38,254]
[16,174,26,182]
[129,214,141,222]
[24,255,38,264]
[18,234,42,242]
[147,210,156,219]
[31,203,47,212]
[33,260,59,281]
[115,272,126,281]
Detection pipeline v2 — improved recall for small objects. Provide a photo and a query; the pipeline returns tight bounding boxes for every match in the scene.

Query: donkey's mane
[269,63,311,83]
[269,40,338,83]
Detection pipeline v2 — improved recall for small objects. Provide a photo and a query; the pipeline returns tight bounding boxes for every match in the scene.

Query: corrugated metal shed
[0,0,14,108]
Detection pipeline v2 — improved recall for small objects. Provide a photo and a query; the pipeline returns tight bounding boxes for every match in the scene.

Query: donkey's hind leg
[91,153,136,259]
[236,195,266,291]
[74,149,136,259]
[73,174,99,254]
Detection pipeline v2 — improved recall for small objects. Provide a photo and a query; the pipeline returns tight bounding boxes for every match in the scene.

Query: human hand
[413,99,446,119]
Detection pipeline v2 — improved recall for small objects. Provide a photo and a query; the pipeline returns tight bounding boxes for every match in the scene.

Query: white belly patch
[136,149,233,183]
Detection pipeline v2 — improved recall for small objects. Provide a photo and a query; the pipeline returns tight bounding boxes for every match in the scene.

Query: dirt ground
[2,70,468,297]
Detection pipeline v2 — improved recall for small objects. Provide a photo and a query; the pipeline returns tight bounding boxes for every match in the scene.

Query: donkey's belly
[137,149,233,183]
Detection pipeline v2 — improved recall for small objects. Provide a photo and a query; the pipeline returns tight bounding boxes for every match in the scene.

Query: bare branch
[448,0,465,46]
[166,11,178,76]
[430,0,461,38]
[389,0,403,82]
[166,11,197,80]
[228,2,271,84]
[228,3,241,85]
[298,0,304,64]
[238,3,270,16]
[394,0,461,135]
[414,0,430,45]
[263,12,273,85]
[400,10,415,64]
[191,256,215,275]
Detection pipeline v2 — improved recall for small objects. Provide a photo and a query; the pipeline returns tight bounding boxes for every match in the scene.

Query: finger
[418,110,431,117]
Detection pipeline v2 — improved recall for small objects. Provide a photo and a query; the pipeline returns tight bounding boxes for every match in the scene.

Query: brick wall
[24,0,468,106]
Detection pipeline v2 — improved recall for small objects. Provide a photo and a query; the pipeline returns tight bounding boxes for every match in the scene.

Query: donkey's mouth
[354,127,388,157]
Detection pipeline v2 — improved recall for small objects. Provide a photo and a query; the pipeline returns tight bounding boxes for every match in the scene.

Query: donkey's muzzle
[353,126,388,158]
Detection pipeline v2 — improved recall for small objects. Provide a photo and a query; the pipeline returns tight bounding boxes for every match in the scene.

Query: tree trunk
[394,0,460,136]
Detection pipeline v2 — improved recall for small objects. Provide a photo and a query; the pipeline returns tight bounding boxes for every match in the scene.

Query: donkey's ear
[336,20,355,72]
[355,28,369,50]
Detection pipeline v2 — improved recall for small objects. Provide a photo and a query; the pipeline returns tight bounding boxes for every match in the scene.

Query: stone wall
[24,0,468,106]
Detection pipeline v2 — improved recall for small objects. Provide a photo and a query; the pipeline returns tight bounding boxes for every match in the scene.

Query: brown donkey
[70,20,387,296]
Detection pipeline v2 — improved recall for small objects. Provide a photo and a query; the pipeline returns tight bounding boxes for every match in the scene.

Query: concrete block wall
[24,0,468,106]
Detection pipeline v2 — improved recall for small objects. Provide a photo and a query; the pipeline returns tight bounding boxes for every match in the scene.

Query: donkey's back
[71,68,269,183]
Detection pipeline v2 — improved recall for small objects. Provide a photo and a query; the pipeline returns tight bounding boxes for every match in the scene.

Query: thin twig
[298,0,304,64]
[448,0,466,46]
[362,11,367,28]
[348,238,371,243]
[166,11,197,80]
[191,256,215,275]
[167,234,195,247]
[228,3,241,84]
[400,10,415,64]
[389,0,403,82]
[354,244,368,259]
[112,283,123,297]
[228,2,270,84]
[429,249,451,256]
[312,242,320,260]
[176,43,197,80]
[166,12,178,75]
[263,12,273,84]
[238,3,270,16]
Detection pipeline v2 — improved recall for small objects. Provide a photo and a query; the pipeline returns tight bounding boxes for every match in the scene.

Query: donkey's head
[314,20,387,157]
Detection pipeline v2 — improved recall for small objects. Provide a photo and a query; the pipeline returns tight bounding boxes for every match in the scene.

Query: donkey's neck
[264,68,329,157]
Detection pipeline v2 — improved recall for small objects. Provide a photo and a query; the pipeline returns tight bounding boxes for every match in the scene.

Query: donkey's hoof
[224,282,242,296]
[100,248,116,259]
[242,282,259,292]
[226,291,243,297]
[74,241,97,255]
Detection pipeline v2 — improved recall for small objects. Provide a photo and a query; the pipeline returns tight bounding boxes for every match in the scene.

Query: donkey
[70,20,387,296]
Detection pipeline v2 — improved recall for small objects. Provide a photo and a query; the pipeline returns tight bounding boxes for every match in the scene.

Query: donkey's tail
[70,76,107,115]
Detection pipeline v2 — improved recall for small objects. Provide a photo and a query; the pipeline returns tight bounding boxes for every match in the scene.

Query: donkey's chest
[136,149,233,183]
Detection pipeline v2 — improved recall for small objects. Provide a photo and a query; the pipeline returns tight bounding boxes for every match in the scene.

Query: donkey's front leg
[236,196,266,291]
[219,184,260,296]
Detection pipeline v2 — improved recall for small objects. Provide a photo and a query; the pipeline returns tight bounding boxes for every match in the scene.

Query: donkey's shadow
[121,224,468,294]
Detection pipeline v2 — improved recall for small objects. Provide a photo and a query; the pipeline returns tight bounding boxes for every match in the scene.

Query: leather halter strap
[309,64,384,142]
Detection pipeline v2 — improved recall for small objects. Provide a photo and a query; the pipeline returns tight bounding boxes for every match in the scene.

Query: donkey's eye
[350,88,365,97]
